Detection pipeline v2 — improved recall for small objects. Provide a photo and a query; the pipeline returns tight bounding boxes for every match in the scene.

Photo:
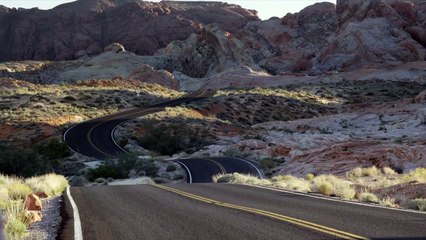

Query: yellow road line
[152,184,369,240]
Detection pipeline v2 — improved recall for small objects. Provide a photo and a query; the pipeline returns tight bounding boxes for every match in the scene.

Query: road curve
[177,157,262,183]
[63,91,262,182]
[64,91,211,159]
[60,184,426,240]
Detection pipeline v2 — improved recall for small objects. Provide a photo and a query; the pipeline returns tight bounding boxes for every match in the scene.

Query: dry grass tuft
[379,196,398,208]
[26,173,69,197]
[359,192,379,203]
[0,173,68,239]
[8,183,32,200]
[272,175,311,193]
[403,168,426,183]
[382,167,397,176]
[346,167,363,178]
[212,173,271,186]
[305,173,315,181]
[362,166,379,177]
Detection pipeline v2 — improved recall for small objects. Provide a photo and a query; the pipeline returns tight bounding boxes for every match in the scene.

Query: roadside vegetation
[88,153,159,181]
[0,139,70,177]
[213,167,426,211]
[137,122,210,156]
[0,78,183,146]
[0,173,68,239]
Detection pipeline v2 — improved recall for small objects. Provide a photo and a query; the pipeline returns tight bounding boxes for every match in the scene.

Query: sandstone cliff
[0,0,258,62]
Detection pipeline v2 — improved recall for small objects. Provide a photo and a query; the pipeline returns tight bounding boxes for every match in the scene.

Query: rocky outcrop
[24,194,42,211]
[1,0,426,86]
[148,25,260,78]
[310,0,426,74]
[0,0,258,62]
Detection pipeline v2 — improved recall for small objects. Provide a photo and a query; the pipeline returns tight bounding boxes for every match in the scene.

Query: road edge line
[111,124,130,153]
[231,157,264,178]
[66,187,83,240]
[175,161,193,183]
[244,184,426,215]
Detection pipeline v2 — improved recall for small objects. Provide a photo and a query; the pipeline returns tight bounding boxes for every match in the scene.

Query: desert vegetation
[213,167,426,211]
[0,139,70,177]
[0,173,68,239]
[87,153,159,181]
[0,78,182,146]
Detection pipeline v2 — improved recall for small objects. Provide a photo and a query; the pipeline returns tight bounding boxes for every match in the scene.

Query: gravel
[25,196,62,240]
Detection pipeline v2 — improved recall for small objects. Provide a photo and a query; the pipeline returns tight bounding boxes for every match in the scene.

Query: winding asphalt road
[60,184,426,240]
[62,91,426,240]
[63,90,262,182]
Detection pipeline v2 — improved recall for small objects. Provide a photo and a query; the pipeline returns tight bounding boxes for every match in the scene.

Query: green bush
[138,123,208,155]
[359,192,379,203]
[0,140,70,177]
[260,158,279,169]
[317,182,334,196]
[8,183,32,200]
[88,154,159,181]
[166,164,177,172]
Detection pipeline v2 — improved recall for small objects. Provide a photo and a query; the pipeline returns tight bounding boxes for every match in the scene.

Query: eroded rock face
[0,0,258,62]
[1,0,425,83]
[149,25,259,78]
[309,0,426,74]
[311,18,426,74]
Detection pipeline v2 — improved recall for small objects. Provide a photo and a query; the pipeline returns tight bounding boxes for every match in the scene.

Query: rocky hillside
[1,0,425,87]
[0,0,258,61]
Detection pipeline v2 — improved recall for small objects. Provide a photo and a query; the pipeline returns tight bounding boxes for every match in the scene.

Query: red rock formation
[0,0,258,62]
[24,194,42,211]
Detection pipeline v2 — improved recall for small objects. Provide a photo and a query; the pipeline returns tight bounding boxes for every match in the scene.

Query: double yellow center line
[152,184,369,240]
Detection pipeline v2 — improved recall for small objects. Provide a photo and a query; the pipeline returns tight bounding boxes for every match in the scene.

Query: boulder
[24,194,42,211]
[34,192,49,199]
[103,43,125,53]
[68,176,89,187]
[25,210,42,224]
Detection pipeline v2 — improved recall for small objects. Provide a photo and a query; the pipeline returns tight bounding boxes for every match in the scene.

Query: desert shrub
[312,175,355,199]
[172,174,184,180]
[138,123,208,155]
[88,154,159,181]
[0,140,70,177]
[403,168,426,183]
[305,173,315,181]
[4,201,28,240]
[213,174,233,183]
[382,167,397,176]
[359,192,379,203]
[259,158,279,170]
[333,181,356,200]
[362,166,379,177]
[88,160,120,181]
[379,196,398,208]
[34,138,71,161]
[8,183,32,200]
[26,174,69,196]
[346,167,363,178]
[166,164,177,172]
[317,182,334,196]
[213,173,271,186]
[272,175,311,193]
[406,199,426,211]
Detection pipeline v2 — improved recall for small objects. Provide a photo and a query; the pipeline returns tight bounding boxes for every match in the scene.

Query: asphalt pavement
[60,184,426,240]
